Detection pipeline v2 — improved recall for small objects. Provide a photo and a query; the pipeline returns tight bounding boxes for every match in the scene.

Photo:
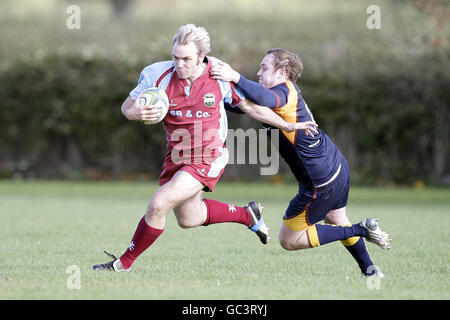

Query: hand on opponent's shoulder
[210,58,241,83]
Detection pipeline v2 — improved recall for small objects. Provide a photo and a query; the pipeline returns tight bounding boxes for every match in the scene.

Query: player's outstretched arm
[211,61,282,109]
[121,96,162,122]
[238,100,318,136]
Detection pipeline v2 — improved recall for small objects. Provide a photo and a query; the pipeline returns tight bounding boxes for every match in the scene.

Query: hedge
[0,51,448,185]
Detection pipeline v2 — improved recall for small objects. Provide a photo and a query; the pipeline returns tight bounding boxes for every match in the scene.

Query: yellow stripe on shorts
[283,210,309,231]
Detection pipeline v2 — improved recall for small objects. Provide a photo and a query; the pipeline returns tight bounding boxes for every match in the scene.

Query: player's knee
[146,197,168,218]
[176,217,197,229]
[279,235,297,251]
[279,231,310,250]
[173,206,203,229]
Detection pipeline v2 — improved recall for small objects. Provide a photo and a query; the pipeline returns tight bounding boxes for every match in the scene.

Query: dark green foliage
[0,53,166,179]
[0,51,448,185]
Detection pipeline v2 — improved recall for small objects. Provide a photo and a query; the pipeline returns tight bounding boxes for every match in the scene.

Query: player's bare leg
[145,171,205,229]
[324,207,350,225]
[278,223,310,250]
[93,170,204,272]
[174,184,270,244]
[173,190,207,228]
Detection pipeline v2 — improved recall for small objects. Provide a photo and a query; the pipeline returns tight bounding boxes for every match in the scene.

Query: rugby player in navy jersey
[211,48,391,277]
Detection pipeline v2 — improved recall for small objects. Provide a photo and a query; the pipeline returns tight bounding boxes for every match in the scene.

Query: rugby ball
[139,87,169,125]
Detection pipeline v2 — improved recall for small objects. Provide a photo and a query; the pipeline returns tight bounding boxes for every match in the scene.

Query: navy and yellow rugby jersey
[235,75,344,189]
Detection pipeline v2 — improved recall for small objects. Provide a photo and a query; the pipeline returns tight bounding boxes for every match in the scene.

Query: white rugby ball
[138,87,169,125]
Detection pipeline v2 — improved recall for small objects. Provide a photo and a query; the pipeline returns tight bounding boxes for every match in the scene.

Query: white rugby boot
[246,201,270,245]
[360,218,391,250]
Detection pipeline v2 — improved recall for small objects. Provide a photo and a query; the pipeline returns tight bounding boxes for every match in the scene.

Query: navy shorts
[283,159,350,231]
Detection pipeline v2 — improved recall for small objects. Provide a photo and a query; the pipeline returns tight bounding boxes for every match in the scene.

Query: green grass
[0,180,449,300]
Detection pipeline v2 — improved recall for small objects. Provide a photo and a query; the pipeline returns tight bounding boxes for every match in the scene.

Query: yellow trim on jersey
[272,81,298,144]
[283,210,309,231]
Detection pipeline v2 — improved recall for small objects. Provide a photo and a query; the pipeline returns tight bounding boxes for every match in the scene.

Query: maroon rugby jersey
[130,57,244,165]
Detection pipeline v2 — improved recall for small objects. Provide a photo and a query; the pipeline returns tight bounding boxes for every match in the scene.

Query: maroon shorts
[158,147,229,192]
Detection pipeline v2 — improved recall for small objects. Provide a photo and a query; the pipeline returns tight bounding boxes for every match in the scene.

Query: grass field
[0,180,448,300]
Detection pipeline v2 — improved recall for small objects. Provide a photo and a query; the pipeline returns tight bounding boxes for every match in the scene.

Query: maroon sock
[202,199,251,227]
[119,216,164,270]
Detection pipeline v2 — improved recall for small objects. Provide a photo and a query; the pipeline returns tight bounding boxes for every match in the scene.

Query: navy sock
[315,223,368,245]
[344,237,374,275]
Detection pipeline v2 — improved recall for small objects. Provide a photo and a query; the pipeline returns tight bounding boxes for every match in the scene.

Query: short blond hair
[173,24,211,56]
[266,48,303,81]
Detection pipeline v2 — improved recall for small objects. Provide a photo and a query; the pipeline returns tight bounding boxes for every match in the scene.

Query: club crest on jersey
[203,93,215,107]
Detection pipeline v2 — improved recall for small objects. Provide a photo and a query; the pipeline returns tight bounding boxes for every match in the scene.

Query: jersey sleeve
[129,61,173,100]
[228,82,245,107]
[129,67,155,100]
[221,79,245,113]
[236,75,288,109]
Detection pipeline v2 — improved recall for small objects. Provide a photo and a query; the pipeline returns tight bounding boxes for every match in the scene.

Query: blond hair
[266,48,303,81]
[172,24,211,55]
